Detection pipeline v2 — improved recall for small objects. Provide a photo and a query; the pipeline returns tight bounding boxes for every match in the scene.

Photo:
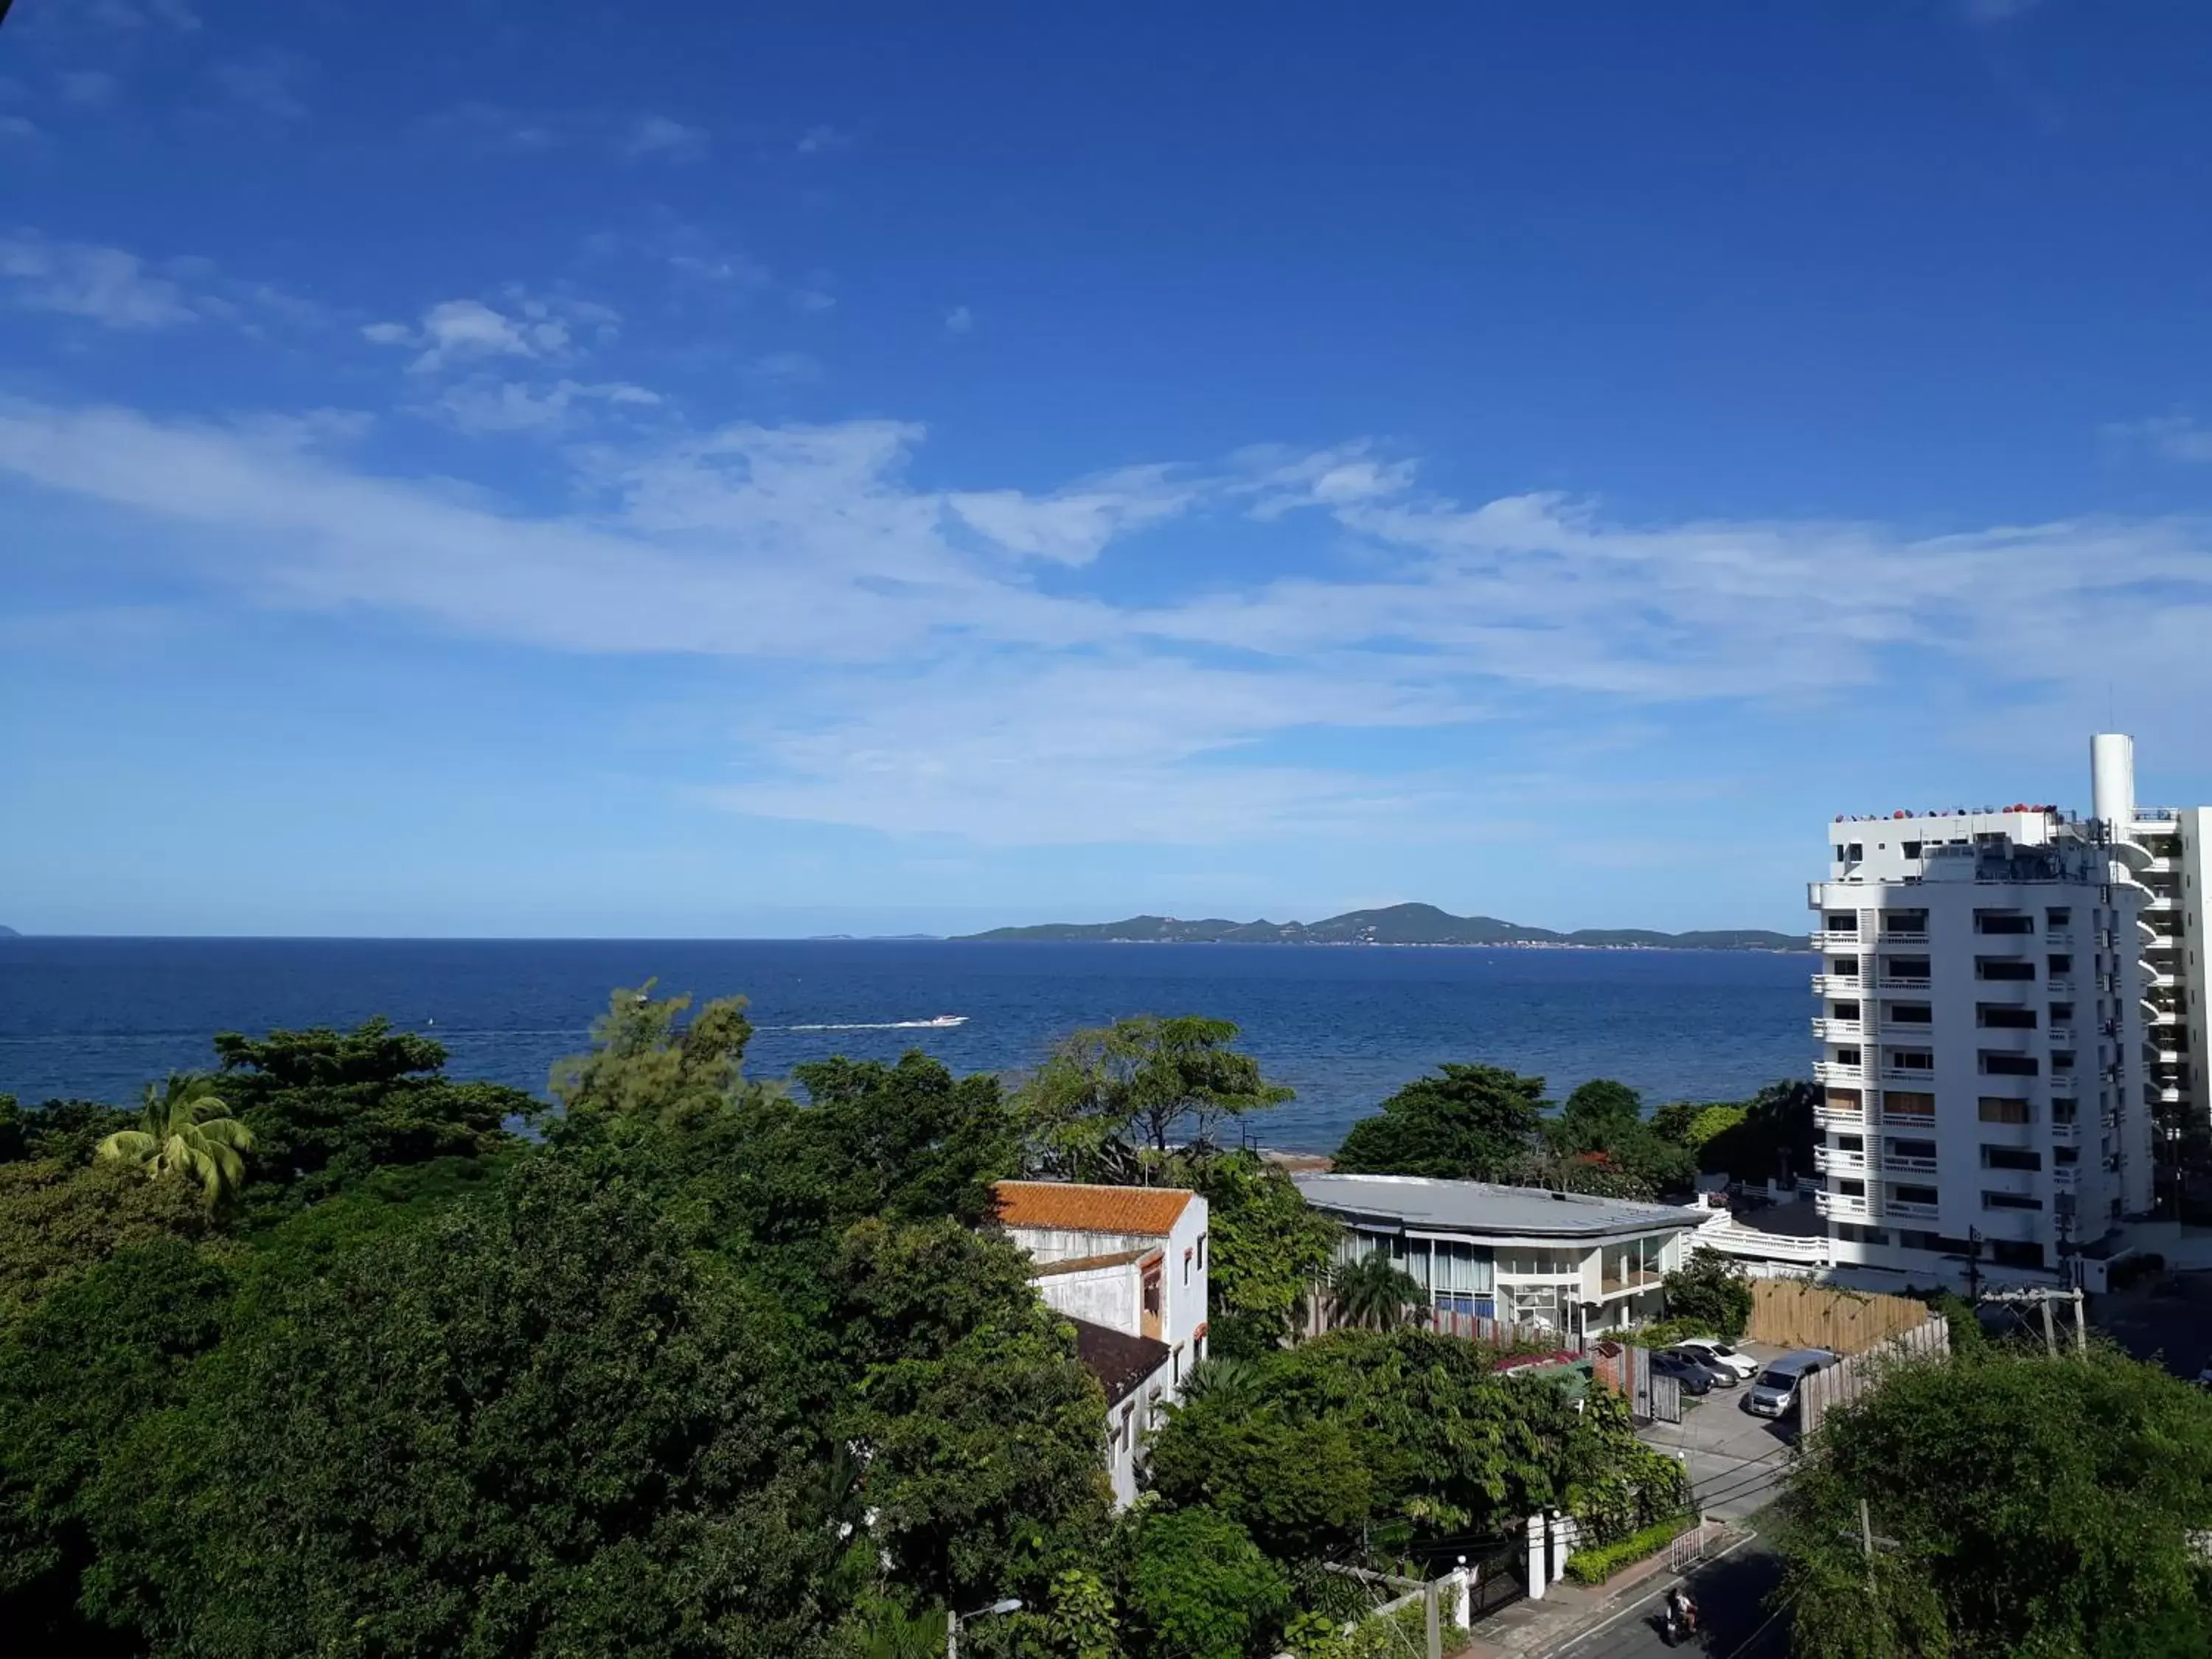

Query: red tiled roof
[992,1180,1194,1237]
[1065,1315,1172,1406]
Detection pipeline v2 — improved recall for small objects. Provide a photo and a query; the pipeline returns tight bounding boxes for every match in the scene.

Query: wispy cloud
[796,123,855,156]
[59,72,121,108]
[622,114,707,161]
[0,232,194,329]
[4,393,2211,848]
[2108,416,2212,465]
[0,116,40,144]
[747,351,824,386]
[362,293,619,375]
[943,305,974,335]
[210,51,312,119]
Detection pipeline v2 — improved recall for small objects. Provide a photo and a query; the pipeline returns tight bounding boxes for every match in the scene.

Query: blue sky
[6,0,2212,937]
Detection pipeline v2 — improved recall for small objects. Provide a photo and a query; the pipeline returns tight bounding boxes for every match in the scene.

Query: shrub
[1621,1317,1719,1349]
[1563,1515,1694,1585]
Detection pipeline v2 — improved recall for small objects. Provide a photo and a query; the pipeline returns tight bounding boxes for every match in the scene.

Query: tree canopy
[1778,1346,2212,1658]
[1020,1015,1292,1177]
[1331,1063,1545,1181]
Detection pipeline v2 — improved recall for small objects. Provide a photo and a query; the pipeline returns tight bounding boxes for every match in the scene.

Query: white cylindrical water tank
[2091,732,2136,833]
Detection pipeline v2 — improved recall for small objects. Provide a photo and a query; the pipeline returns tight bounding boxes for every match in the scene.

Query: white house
[1293,1172,1708,1338]
[992,1180,1209,1507]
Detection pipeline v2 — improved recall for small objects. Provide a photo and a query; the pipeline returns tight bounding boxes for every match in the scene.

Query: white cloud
[2110,416,2212,465]
[60,72,120,108]
[364,294,613,375]
[747,351,824,386]
[433,377,661,436]
[943,305,974,335]
[796,124,854,156]
[622,115,706,161]
[211,52,310,119]
[0,233,194,328]
[0,116,40,143]
[4,394,2211,848]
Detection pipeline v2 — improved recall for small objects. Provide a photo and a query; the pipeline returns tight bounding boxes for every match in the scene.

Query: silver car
[1742,1348,1837,1416]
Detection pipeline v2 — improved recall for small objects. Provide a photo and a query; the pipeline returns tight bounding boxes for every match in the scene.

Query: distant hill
[0,925,18,938]
[956,902,1807,951]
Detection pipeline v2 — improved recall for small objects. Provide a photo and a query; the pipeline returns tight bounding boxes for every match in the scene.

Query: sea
[0,938,1816,1154]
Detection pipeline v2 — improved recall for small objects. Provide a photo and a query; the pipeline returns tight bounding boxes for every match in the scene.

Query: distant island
[956,902,1808,951]
[0,925,18,938]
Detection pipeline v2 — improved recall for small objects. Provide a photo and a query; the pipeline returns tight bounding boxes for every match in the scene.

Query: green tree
[212,1018,529,1217]
[79,1156,850,1659]
[1121,1506,1288,1659]
[1326,1253,1427,1332]
[1044,1565,1121,1659]
[1778,1346,2212,1658]
[1649,1101,1747,1152]
[0,1097,138,1167]
[549,981,763,1128]
[1658,1251,1753,1338]
[1144,1405,1372,1559]
[1699,1079,1817,1183]
[0,1160,218,1323]
[1021,1017,1292,1175]
[1551,1079,1642,1152]
[95,1074,255,1207]
[1331,1064,1545,1181]
[0,1239,235,1651]
[1186,1150,1339,1358]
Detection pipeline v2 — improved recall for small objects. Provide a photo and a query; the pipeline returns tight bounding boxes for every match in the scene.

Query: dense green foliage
[1022,1015,1293,1177]
[1658,1252,1753,1339]
[1147,1329,1688,1564]
[1562,1514,1694,1584]
[1121,1506,1288,1659]
[1332,1062,1544,1181]
[1778,1346,2212,1658]
[1184,1150,1339,1357]
[94,1072,256,1206]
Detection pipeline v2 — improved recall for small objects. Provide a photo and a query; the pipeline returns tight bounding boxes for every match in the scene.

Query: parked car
[1743,1349,1838,1417]
[1670,1337,1759,1382]
[1664,1345,1740,1388]
[1649,1349,1715,1396]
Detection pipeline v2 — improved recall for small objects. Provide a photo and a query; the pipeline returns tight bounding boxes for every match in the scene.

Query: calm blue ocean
[0,939,1815,1153]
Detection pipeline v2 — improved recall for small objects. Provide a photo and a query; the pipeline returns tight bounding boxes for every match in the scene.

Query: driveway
[1635,1343,1800,1521]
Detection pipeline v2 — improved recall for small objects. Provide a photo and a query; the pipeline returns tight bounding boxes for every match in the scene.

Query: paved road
[1545,1540,1789,1659]
[2093,1273,2212,1381]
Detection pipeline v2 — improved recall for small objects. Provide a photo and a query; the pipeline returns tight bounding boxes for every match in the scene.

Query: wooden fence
[1745,1276,1930,1356]
[1798,1317,1950,1436]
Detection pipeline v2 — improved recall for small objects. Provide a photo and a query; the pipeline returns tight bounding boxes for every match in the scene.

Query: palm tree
[97,1073,255,1207]
[1327,1253,1427,1332]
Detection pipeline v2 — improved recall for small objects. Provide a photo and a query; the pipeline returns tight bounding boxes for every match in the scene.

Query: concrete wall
[1034,1261,1141,1334]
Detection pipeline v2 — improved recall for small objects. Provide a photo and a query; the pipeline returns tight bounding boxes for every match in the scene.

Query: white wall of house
[1034,1259,1144,1334]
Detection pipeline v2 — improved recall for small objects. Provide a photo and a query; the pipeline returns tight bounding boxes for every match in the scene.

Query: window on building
[1837,1178,1866,1197]
[2052,1100,2078,1125]
[2049,1002,2073,1023]
[1183,1248,1192,1286]
[1982,1191,2044,1211]
[1982,1146,2042,1172]
[1888,1002,1933,1024]
[1829,955,1861,978]
[1978,958,2037,981]
[1196,1234,1206,1272]
[1902,841,1923,858]
[1836,1133,1865,1152]
[2054,1146,2079,1166]
[1846,843,1864,861]
[2052,1050,2076,1073]
[2048,954,2073,976]
[1888,956,1932,980]
[1981,1052,2039,1077]
[1893,1184,1941,1206]
[1142,1273,1162,1318]
[1825,1086,1864,1112]
[2046,908,2072,928]
[1835,1046,1863,1067]
[1887,1138,1938,1161]
[1824,913,1857,933]
[1884,1091,1935,1117]
[1978,1004,2037,1029]
[1975,911,2035,934]
[1884,911,1930,936]
[1891,1050,1934,1071]
[1978,1096,2031,1124]
[1831,1000,1862,1020]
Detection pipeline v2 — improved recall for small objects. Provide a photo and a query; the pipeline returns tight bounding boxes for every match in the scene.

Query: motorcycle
[1661,1596,1700,1647]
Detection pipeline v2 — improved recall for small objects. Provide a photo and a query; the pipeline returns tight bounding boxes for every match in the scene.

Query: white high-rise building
[1806,735,2208,1284]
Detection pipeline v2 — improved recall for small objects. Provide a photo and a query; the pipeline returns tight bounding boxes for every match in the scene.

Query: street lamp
[946,1597,1022,1658]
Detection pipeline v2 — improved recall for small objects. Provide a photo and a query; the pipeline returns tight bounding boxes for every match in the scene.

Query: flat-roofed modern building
[1808,733,2208,1284]
[1293,1172,1709,1338]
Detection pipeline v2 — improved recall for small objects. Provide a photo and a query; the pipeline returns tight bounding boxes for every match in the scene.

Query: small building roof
[993,1180,1195,1237]
[1064,1314,1172,1407]
[1293,1172,1706,1240]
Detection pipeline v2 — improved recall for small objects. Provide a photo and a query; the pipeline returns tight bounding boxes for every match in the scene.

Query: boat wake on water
[781,1015,970,1032]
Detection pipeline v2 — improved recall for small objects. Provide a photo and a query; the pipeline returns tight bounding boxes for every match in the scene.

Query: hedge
[1621,1318,1718,1349]
[1563,1514,1695,1585]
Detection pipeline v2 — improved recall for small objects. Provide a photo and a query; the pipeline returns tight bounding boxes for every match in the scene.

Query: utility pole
[2039,1294,2058,1358]
[1964,1228,1984,1304]
[1975,1287,2090,1363]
